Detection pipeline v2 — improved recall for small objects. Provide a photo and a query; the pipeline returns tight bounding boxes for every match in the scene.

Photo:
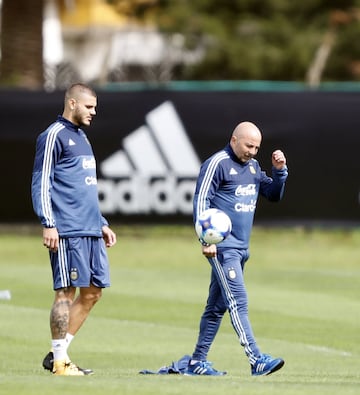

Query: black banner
[0,89,359,225]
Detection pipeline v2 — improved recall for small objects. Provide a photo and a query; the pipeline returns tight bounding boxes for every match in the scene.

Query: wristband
[199,238,211,247]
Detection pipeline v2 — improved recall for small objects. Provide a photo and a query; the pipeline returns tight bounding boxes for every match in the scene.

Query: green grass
[0,225,359,395]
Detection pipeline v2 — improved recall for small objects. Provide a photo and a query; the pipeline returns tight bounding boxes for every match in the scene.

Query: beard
[72,109,91,127]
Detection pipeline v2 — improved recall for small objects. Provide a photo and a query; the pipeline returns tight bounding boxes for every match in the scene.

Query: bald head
[230,121,262,162]
[232,121,262,140]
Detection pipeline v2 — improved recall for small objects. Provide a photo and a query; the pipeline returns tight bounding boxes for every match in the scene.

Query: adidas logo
[69,138,76,146]
[98,101,201,215]
[229,167,238,175]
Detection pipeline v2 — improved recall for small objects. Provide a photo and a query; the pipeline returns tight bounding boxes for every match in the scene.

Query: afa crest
[70,268,78,281]
[228,268,237,279]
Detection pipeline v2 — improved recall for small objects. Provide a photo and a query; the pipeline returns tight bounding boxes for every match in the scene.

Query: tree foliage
[1,0,360,89]
[108,0,360,82]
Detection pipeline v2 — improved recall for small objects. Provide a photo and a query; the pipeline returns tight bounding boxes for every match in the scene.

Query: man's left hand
[272,150,287,170]
[102,226,117,247]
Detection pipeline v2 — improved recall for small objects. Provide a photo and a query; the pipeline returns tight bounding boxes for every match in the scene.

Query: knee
[214,303,227,317]
[205,304,226,319]
[228,295,248,313]
[92,289,102,304]
[81,288,102,306]
[213,309,226,320]
[54,287,75,304]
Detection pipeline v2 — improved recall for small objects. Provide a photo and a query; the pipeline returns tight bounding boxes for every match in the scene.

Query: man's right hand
[43,227,59,252]
[202,244,217,258]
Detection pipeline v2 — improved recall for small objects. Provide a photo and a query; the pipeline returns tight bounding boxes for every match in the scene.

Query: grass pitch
[0,225,359,395]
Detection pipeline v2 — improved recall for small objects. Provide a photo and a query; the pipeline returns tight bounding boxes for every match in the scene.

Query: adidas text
[98,175,196,214]
[98,101,200,215]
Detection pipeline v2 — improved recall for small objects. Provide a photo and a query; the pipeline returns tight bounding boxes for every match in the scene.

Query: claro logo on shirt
[234,185,257,213]
[83,158,97,186]
[97,101,201,215]
[235,200,257,213]
[85,176,97,185]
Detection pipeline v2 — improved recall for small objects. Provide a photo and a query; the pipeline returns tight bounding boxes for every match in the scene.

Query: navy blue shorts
[50,236,110,290]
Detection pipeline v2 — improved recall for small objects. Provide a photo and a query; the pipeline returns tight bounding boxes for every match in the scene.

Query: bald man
[186,121,288,377]
[31,83,116,376]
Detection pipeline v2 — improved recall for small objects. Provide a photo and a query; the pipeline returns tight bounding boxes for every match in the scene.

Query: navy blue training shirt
[31,116,108,237]
[193,144,288,249]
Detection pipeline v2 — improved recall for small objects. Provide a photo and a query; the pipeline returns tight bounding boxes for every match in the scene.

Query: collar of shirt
[57,115,80,132]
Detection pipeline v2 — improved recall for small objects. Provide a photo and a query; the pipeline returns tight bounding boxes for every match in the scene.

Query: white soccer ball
[195,208,232,245]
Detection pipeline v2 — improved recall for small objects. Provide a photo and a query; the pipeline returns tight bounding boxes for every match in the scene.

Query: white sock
[65,333,74,349]
[52,339,68,361]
